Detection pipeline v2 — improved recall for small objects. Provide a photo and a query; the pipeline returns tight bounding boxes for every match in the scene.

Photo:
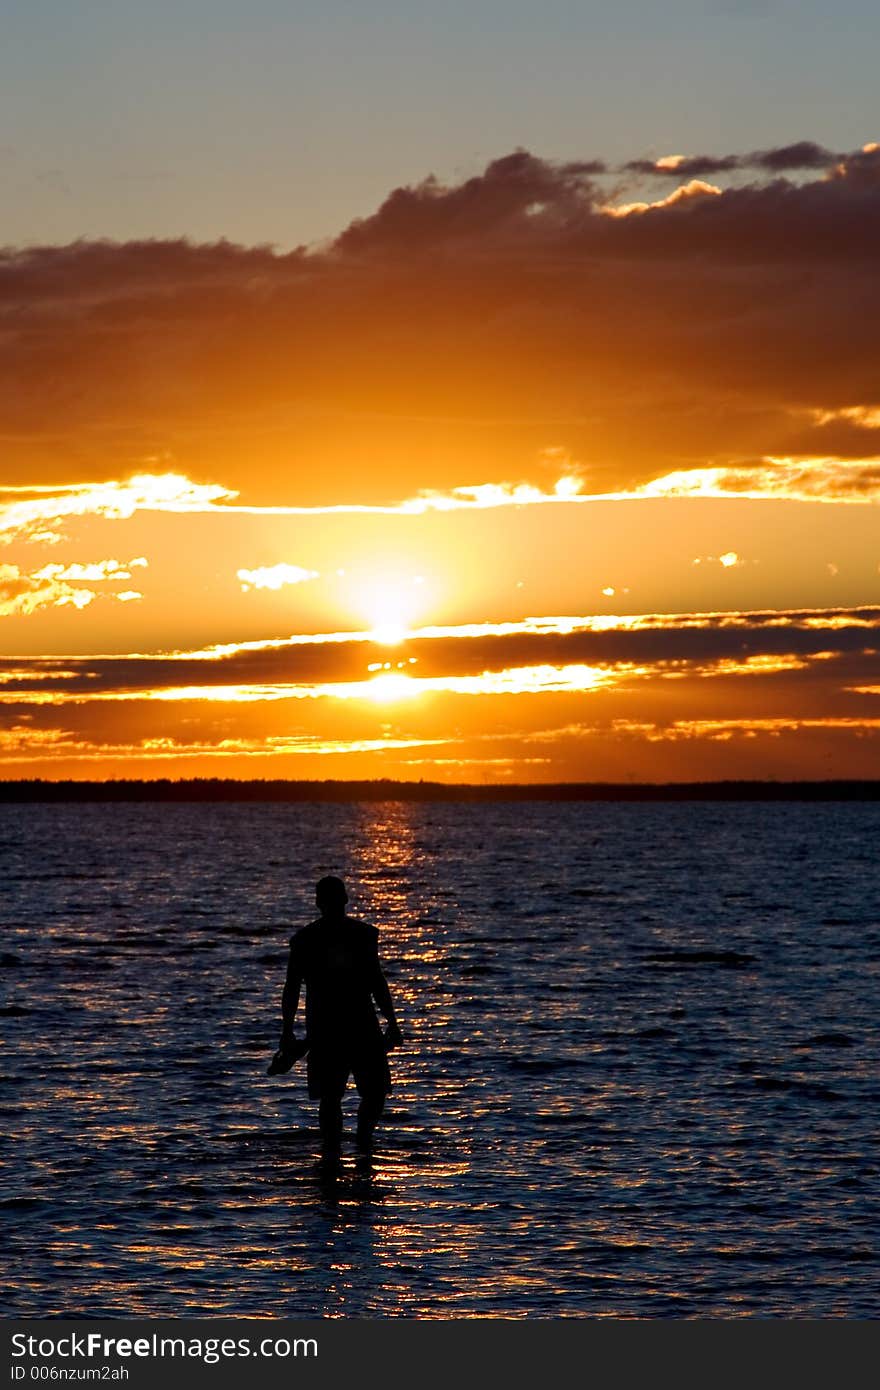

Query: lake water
[2,800,878,1317]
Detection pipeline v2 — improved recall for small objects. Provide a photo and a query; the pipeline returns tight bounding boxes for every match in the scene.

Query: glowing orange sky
[1,147,879,780]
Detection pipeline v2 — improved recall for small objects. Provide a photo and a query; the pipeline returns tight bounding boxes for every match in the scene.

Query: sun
[358,572,429,645]
[370,615,407,647]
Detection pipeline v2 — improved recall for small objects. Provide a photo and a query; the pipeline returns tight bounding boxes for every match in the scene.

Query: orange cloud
[636,717,880,741]
[237,563,320,591]
[0,475,234,545]
[33,557,147,583]
[637,460,880,503]
[1,146,878,507]
[2,455,876,572]
[0,556,147,617]
[603,179,722,217]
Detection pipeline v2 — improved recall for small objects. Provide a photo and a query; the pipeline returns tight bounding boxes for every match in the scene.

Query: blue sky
[2,0,878,247]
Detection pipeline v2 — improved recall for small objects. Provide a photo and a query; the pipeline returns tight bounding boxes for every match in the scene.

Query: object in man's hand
[266,1036,309,1075]
[383,1022,404,1051]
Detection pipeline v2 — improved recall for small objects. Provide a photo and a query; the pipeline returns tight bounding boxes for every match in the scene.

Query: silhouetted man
[278,876,402,1155]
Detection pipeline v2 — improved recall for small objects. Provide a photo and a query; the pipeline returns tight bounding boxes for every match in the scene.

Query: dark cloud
[1,608,877,788]
[753,140,841,171]
[1,144,878,503]
[1,608,877,697]
[624,154,742,176]
[334,151,612,255]
[623,141,841,177]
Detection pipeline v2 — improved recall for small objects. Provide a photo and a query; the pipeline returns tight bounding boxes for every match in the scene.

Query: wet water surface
[2,800,878,1316]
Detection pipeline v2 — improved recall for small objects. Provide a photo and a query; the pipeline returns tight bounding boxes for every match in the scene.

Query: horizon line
[0,777,878,803]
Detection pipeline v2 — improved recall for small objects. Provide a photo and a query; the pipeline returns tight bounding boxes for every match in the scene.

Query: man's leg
[353,1040,391,1149]
[355,1089,385,1150]
[313,1049,347,1155]
[319,1096,343,1153]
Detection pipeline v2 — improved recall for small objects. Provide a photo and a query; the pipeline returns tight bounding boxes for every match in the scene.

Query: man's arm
[372,965,398,1028]
[280,940,302,1043]
[369,932,402,1046]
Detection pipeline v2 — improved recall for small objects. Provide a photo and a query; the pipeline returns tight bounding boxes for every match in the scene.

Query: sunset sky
[2,2,879,781]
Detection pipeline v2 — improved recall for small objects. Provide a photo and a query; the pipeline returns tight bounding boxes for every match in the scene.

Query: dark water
[2,800,878,1318]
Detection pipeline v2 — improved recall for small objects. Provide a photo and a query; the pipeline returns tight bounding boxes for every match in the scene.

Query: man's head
[316,875,348,917]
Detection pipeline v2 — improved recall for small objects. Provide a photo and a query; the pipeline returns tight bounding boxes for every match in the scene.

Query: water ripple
[2,800,878,1317]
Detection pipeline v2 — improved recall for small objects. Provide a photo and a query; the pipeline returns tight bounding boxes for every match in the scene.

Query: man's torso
[291,916,382,1047]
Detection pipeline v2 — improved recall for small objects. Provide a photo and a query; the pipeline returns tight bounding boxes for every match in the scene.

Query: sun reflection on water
[3,800,879,1316]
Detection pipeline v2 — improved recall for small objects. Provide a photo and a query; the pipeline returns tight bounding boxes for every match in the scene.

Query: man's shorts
[306,1039,391,1101]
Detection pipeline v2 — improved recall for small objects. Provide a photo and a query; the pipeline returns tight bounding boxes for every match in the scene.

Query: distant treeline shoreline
[0,778,878,803]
